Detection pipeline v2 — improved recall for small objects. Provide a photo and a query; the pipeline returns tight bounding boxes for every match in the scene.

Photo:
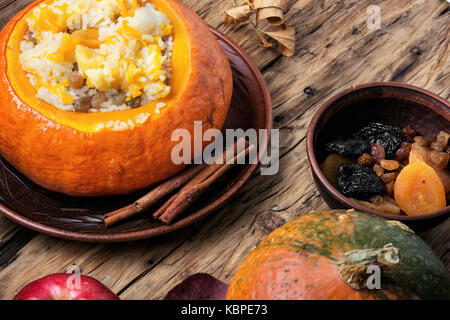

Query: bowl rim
[306,82,450,221]
[0,27,273,242]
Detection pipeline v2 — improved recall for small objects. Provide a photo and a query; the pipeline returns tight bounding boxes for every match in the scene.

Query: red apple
[13,273,120,300]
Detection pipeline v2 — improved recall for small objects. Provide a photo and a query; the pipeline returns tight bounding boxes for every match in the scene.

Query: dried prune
[353,122,402,159]
[337,164,385,200]
[325,138,370,157]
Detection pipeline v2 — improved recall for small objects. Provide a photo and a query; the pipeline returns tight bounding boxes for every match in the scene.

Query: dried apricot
[394,162,446,216]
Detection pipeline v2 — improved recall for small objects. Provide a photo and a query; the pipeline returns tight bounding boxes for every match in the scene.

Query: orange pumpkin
[226,210,450,300]
[0,0,232,196]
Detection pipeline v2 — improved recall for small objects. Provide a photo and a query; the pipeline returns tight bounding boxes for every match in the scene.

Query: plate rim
[0,27,273,242]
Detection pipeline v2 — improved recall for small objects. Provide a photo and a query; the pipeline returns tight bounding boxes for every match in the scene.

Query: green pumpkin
[226,210,450,300]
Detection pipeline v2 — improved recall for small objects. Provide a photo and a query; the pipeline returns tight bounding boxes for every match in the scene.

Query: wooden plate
[0,28,272,242]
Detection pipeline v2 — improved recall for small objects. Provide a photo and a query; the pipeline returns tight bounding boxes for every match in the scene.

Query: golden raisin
[381,172,397,183]
[395,142,411,164]
[380,159,400,171]
[74,96,92,112]
[127,96,141,108]
[401,125,416,141]
[428,151,449,170]
[385,180,395,196]
[91,92,107,108]
[373,164,384,177]
[430,141,444,152]
[68,71,85,89]
[437,131,449,148]
[357,153,374,167]
[413,136,430,147]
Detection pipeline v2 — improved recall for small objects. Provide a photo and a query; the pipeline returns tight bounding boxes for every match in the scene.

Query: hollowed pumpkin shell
[0,0,233,196]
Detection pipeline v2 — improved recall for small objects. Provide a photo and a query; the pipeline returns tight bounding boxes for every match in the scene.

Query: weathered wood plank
[0,0,448,300]
[0,0,33,28]
[420,218,450,268]
[0,216,19,245]
[120,0,450,299]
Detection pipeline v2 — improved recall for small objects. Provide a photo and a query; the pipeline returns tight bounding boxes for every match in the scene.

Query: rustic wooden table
[0,0,448,299]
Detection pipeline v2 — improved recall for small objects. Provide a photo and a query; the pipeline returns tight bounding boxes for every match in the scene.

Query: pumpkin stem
[337,243,400,290]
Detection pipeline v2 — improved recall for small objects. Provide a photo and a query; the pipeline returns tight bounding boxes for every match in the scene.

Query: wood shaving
[255,29,274,48]
[223,0,295,56]
[259,25,295,56]
[254,0,287,26]
[224,4,252,25]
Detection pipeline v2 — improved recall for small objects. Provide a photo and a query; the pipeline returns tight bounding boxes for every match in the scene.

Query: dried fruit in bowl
[322,123,449,216]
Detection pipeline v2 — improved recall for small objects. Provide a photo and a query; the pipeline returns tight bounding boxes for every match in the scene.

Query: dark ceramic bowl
[307,82,450,224]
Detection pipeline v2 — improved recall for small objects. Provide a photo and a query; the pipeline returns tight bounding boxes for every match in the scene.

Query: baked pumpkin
[0,0,232,196]
[226,210,450,300]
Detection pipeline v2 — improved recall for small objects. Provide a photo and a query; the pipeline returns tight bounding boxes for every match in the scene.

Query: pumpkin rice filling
[19,0,173,113]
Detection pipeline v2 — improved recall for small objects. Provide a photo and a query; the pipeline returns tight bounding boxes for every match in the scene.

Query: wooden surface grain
[0,0,449,299]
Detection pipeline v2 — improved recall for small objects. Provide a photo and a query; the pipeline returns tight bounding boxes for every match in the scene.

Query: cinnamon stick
[155,142,255,225]
[104,137,252,227]
[150,138,245,222]
[104,164,205,226]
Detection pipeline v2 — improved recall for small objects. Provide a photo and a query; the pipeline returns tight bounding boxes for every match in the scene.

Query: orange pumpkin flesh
[226,210,450,300]
[0,0,232,196]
